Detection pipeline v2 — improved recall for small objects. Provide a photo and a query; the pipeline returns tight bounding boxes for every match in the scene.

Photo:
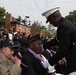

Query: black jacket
[21,51,47,75]
[43,17,76,73]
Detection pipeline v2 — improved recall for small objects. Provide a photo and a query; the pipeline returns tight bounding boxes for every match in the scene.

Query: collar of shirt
[28,48,44,61]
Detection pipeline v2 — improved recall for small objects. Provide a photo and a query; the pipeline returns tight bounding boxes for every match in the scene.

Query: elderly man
[0,40,22,75]
[42,7,76,75]
[21,34,55,75]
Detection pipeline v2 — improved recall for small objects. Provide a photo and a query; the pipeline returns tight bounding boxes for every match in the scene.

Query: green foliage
[31,21,41,35]
[65,10,76,24]
[31,21,56,37]
[0,7,6,26]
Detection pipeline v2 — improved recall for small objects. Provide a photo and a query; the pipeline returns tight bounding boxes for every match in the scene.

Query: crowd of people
[0,7,76,75]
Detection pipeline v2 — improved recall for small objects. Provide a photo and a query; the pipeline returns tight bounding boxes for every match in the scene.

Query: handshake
[41,58,55,73]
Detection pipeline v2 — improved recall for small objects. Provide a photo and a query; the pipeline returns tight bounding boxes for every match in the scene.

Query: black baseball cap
[0,40,20,49]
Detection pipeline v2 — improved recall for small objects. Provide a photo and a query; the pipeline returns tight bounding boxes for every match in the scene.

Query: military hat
[42,7,60,23]
[27,34,40,45]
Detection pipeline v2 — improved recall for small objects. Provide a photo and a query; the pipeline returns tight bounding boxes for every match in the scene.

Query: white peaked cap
[42,7,60,18]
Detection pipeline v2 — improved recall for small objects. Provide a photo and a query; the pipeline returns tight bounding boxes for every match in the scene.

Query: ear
[29,43,35,49]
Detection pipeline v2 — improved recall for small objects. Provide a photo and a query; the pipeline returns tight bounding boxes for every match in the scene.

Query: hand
[14,56,21,66]
[58,57,67,66]
[48,65,56,73]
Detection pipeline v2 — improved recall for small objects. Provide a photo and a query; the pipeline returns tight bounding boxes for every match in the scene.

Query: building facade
[4,12,31,36]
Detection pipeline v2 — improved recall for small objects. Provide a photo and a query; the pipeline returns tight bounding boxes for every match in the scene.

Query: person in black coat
[42,7,76,75]
[21,34,55,75]
[42,47,68,75]
[18,33,28,56]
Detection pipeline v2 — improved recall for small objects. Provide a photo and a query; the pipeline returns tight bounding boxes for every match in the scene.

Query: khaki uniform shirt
[0,53,22,75]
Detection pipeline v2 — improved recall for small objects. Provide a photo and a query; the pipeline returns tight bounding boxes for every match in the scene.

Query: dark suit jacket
[21,51,47,75]
[43,17,76,73]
